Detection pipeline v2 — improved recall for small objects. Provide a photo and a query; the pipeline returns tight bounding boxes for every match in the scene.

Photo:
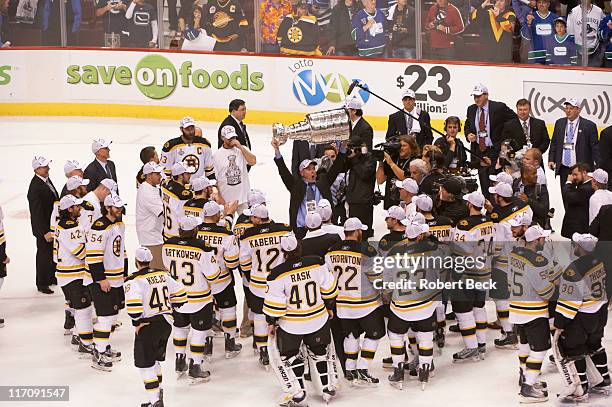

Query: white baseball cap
[104,193,126,208]
[404,222,429,239]
[383,205,407,221]
[463,191,486,208]
[563,98,580,108]
[190,177,215,192]
[91,138,112,154]
[572,232,598,252]
[59,194,83,210]
[221,125,238,140]
[172,162,196,177]
[305,212,323,229]
[243,204,269,219]
[524,225,551,242]
[64,160,83,175]
[203,201,222,217]
[179,215,203,231]
[32,155,52,170]
[248,189,267,207]
[280,234,298,252]
[401,211,426,226]
[588,169,608,184]
[470,83,488,96]
[180,117,196,128]
[395,178,419,194]
[66,175,90,191]
[508,210,533,227]
[412,194,433,212]
[142,162,163,175]
[402,89,416,99]
[100,178,118,193]
[135,247,154,263]
[344,217,368,232]
[489,182,513,198]
[489,172,514,186]
[345,96,363,110]
[317,199,333,221]
[299,159,317,173]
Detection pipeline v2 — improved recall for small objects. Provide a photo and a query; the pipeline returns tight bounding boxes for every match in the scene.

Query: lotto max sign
[66,54,265,100]
[289,59,370,106]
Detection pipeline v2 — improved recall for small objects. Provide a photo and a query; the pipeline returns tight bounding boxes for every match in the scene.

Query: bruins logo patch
[490,213,498,219]
[164,142,170,149]
[66,220,75,225]
[182,154,200,171]
[459,220,468,226]
[565,268,576,277]
[94,221,104,227]
[536,256,544,263]
[287,26,303,43]
[112,235,122,257]
[181,190,192,197]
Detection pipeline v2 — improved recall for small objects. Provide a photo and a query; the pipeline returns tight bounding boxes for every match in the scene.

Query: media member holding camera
[434,116,468,170]
[345,136,377,240]
[375,135,420,209]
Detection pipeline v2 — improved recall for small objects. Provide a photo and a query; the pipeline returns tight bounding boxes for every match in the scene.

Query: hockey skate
[104,345,122,362]
[141,400,164,407]
[70,334,80,346]
[175,353,188,378]
[478,343,487,360]
[518,369,547,390]
[590,377,611,396]
[225,334,242,359]
[91,346,113,372]
[203,337,213,362]
[418,363,432,391]
[453,347,480,363]
[409,361,435,380]
[77,341,94,359]
[322,387,335,404]
[519,383,548,403]
[278,391,308,407]
[188,359,211,385]
[259,346,270,370]
[435,326,445,349]
[388,362,405,390]
[64,310,75,335]
[494,331,518,350]
[355,369,379,387]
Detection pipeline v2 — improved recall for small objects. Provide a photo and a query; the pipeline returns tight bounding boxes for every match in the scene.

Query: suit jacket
[274,152,346,231]
[561,180,594,238]
[598,125,612,177]
[589,204,612,240]
[501,116,550,154]
[466,100,517,166]
[350,117,373,151]
[217,115,252,150]
[84,159,118,192]
[291,140,328,175]
[385,109,433,148]
[548,116,600,175]
[27,175,59,239]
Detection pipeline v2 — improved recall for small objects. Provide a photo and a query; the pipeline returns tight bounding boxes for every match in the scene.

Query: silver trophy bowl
[272,108,351,145]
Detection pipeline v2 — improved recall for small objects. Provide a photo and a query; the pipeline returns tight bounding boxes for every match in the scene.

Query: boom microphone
[347,80,358,95]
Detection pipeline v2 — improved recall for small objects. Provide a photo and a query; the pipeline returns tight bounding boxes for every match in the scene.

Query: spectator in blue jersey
[524,0,557,63]
[351,0,386,57]
[311,0,332,48]
[42,0,81,46]
[387,0,416,59]
[125,0,158,48]
[545,16,577,65]
[599,13,612,68]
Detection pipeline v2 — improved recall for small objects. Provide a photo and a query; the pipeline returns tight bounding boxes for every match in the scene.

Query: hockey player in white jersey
[265,234,338,407]
[160,117,215,180]
[316,199,344,239]
[125,247,188,407]
[82,178,117,228]
[161,162,195,240]
[86,193,127,371]
[162,216,220,384]
[183,177,217,219]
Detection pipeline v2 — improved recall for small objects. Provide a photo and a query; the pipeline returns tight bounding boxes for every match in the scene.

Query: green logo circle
[324,73,349,103]
[135,55,177,100]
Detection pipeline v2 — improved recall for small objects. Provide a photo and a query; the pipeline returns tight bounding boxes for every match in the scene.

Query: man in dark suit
[501,99,549,155]
[561,163,594,238]
[547,98,600,206]
[217,99,252,150]
[271,138,346,238]
[385,89,433,149]
[465,83,517,196]
[27,156,59,294]
[346,96,373,151]
[598,125,612,188]
[291,141,328,176]
[84,138,119,193]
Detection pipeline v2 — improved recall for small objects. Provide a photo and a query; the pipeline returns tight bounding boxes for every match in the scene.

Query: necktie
[105,164,112,179]
[562,122,575,167]
[478,108,486,152]
[47,179,58,198]
[306,183,315,201]
[406,112,413,133]
[522,120,531,146]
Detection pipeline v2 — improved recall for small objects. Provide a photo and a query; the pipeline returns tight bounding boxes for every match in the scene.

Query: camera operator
[512,165,549,228]
[420,145,447,196]
[435,177,468,225]
[345,136,377,240]
[434,116,468,170]
[375,135,420,209]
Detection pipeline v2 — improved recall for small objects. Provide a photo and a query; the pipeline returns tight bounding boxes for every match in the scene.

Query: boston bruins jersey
[426,215,453,242]
[202,0,248,44]
[125,267,188,325]
[451,214,495,282]
[264,255,338,335]
[508,246,555,324]
[196,222,239,294]
[162,237,220,314]
[239,222,291,299]
[160,136,214,180]
[556,253,607,322]
[161,180,194,240]
[183,197,208,220]
[86,216,126,288]
[378,230,406,256]
[232,213,253,238]
[325,240,382,319]
[490,202,530,273]
[54,218,90,287]
[277,14,321,56]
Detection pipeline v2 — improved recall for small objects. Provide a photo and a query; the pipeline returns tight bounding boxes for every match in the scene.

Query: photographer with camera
[345,136,377,240]
[420,145,447,196]
[375,135,420,209]
[434,116,468,171]
[435,177,468,225]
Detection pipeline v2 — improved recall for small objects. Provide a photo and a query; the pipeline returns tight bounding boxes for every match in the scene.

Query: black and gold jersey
[277,14,321,56]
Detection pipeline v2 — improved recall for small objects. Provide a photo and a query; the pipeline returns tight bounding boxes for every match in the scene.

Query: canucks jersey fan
[239,204,291,368]
[554,233,609,402]
[196,200,242,359]
[182,177,217,219]
[276,2,322,56]
[508,225,555,403]
[265,234,338,406]
[325,218,384,385]
[599,13,612,68]
[351,0,386,57]
[125,247,187,407]
[86,193,127,371]
[545,17,577,65]
[202,0,249,52]
[162,216,220,384]
[160,117,215,180]
[125,0,158,48]
[161,163,195,240]
[524,0,557,64]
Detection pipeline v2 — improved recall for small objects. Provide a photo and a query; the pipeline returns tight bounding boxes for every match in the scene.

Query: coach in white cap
[588,169,612,225]
[27,155,59,293]
[136,162,165,270]
[84,138,118,193]
[385,88,433,149]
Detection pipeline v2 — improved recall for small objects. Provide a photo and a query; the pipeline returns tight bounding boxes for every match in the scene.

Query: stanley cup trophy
[272,108,351,145]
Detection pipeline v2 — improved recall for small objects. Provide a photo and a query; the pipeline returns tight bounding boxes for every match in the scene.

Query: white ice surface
[0,117,610,407]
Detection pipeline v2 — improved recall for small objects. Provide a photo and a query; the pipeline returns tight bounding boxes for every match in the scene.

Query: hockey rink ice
[0,116,610,407]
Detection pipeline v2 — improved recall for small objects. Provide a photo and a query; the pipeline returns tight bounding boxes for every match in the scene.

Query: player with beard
[161,117,215,180]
